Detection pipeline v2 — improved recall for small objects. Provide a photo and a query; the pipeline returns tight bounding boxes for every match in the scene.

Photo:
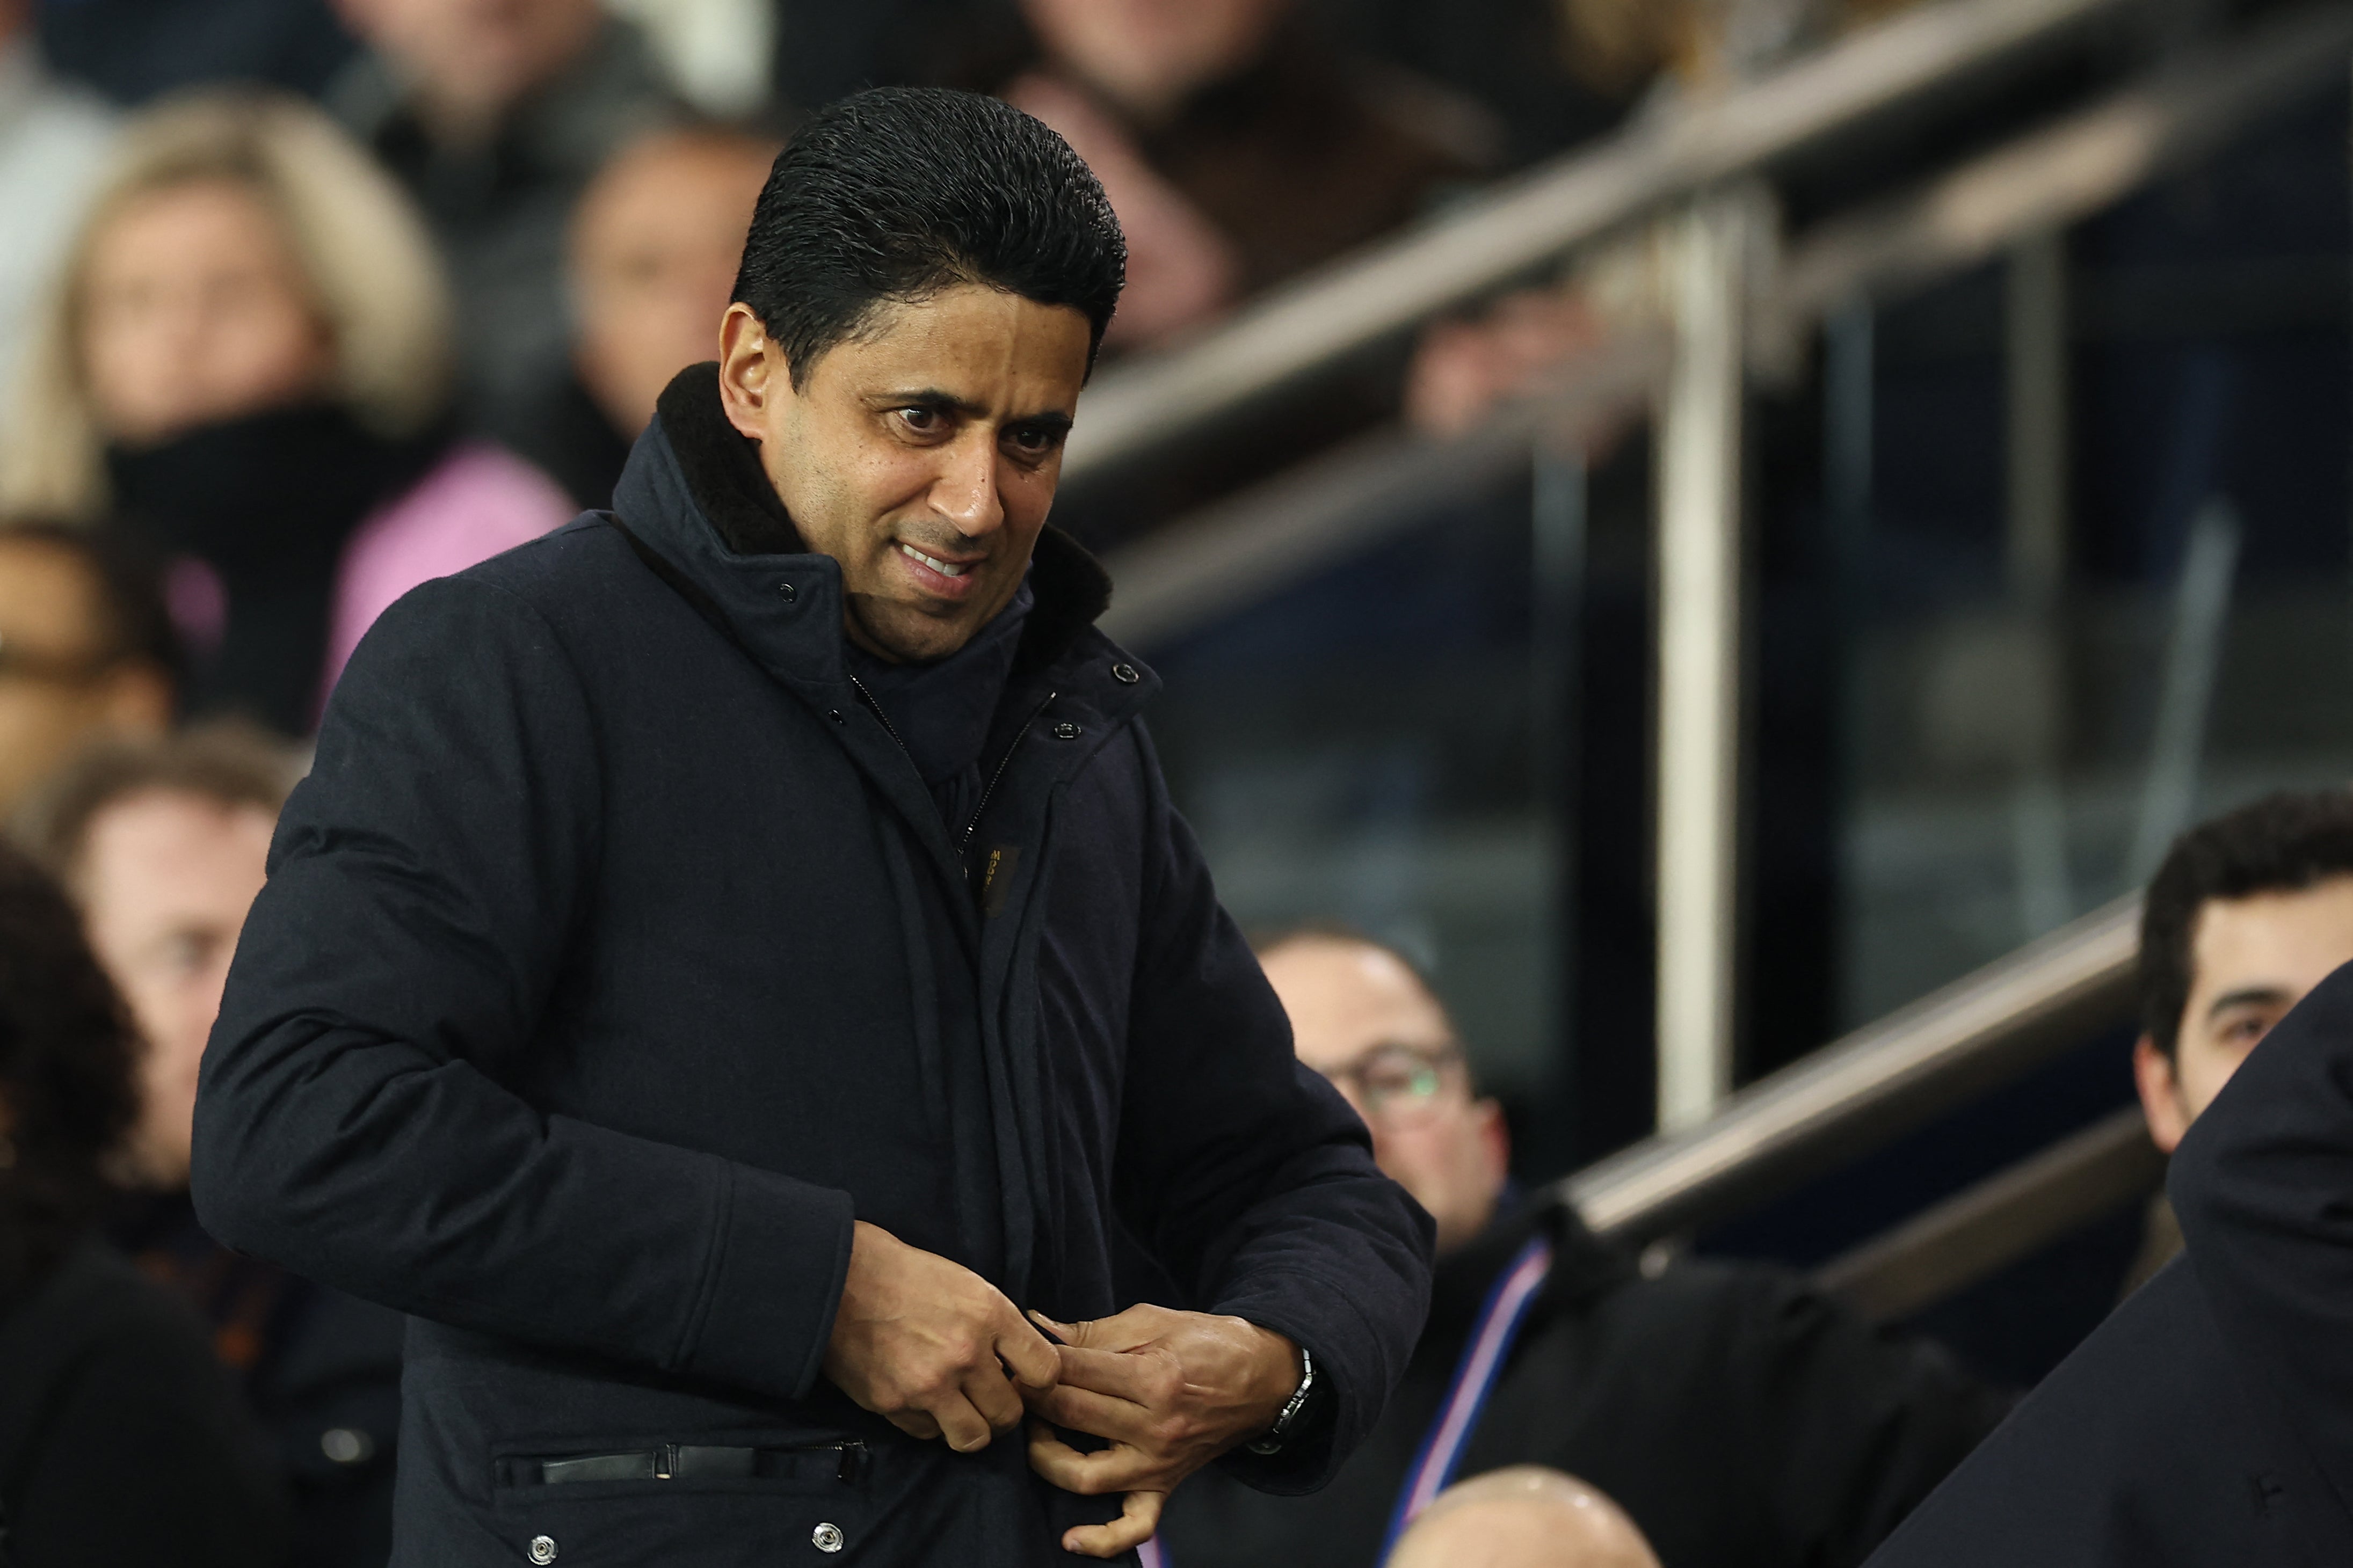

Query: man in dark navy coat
[190,87,1432,1567]
[1862,961,2353,1565]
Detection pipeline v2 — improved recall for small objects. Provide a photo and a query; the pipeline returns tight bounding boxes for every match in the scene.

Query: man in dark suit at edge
[191,87,1432,1566]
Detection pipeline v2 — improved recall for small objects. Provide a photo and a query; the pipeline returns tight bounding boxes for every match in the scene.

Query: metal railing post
[1654,193,1757,1131]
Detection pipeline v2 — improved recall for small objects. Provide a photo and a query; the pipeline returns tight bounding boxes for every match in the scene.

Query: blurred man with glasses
[1158,927,2010,1568]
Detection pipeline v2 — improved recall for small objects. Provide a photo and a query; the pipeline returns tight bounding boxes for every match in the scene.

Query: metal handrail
[1098,4,2353,650]
[1062,0,2128,481]
[1557,895,2140,1244]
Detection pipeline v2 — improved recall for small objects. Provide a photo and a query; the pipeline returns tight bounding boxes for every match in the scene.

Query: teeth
[900,543,970,578]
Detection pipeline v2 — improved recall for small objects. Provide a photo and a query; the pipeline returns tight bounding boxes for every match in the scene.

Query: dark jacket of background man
[1863,960,2353,1567]
[1164,1197,2009,1568]
[191,367,1432,1566]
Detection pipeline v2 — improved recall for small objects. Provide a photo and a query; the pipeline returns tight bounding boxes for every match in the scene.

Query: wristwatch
[1245,1345,1315,1456]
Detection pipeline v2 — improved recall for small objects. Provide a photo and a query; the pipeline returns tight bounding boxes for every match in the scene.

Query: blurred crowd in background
[3,0,2348,1565]
[0,0,1949,769]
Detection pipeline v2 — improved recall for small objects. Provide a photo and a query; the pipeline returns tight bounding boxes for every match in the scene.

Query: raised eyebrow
[2206,986,2292,1021]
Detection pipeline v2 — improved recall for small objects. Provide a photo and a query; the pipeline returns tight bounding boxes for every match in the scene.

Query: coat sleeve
[2169,958,2353,1535]
[191,574,856,1403]
[1110,725,1435,1494]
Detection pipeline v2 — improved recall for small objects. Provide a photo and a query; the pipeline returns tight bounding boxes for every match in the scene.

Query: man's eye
[897,407,941,433]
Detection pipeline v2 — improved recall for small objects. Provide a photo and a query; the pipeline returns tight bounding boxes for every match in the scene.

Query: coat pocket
[486,1434,874,1566]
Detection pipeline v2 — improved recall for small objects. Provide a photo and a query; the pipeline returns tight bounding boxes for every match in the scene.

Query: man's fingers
[1026,1426,1162,1496]
[1050,1341,1170,1405]
[929,1391,998,1454]
[1030,1305,1161,1355]
[1061,1490,1165,1559]
[1028,1381,1153,1446]
[886,1408,942,1442]
[965,1362,1027,1435]
[996,1309,1063,1392]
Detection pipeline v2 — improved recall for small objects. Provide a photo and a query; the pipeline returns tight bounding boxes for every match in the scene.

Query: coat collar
[614,363,1140,703]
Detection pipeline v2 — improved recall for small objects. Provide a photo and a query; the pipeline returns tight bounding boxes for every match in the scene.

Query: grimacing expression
[717,283,1091,665]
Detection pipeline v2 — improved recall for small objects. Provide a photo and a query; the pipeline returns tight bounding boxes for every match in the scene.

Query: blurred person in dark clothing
[999,0,1499,352]
[513,122,777,511]
[0,838,288,1566]
[0,521,174,820]
[324,0,682,447]
[2119,790,2353,1293]
[1862,894,2353,1565]
[14,726,405,1568]
[0,89,570,736]
[1158,928,2010,1568]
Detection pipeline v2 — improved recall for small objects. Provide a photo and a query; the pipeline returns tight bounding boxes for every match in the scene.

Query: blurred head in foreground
[1257,927,1507,1253]
[16,726,294,1189]
[0,841,139,1289]
[569,123,778,441]
[0,522,176,818]
[1390,1467,1660,1568]
[2136,788,2353,1153]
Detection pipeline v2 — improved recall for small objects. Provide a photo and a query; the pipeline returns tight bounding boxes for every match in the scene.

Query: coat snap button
[1110,662,1141,684]
[812,1522,844,1553]
[1052,721,1081,740]
[827,709,845,725]
[527,1536,558,1565]
[779,581,798,602]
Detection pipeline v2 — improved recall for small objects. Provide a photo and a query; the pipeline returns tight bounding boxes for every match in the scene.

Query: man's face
[75,789,274,1189]
[571,134,772,440]
[1264,936,1508,1255]
[2134,876,2353,1153]
[0,538,169,816]
[717,284,1091,665]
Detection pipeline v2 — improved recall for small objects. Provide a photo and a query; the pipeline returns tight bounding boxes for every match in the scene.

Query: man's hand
[822,1221,1060,1453]
[1024,1304,1301,1558]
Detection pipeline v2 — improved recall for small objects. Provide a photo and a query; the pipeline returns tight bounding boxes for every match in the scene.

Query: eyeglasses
[1319,1042,1468,1121]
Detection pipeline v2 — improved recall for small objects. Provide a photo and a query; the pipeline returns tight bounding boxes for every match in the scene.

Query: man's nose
[930,434,1004,537]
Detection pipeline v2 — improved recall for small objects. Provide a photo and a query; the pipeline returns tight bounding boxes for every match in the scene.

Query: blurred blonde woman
[0,89,572,734]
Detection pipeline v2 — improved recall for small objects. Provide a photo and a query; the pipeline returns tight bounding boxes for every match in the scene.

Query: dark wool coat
[1863,961,2353,1568]
[1160,1198,2009,1568]
[191,367,1433,1567]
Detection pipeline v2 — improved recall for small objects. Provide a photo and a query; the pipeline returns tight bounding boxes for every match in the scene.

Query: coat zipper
[962,690,1056,858]
[845,676,1058,873]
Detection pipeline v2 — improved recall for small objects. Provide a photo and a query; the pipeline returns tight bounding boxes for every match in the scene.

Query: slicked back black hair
[2140,788,2353,1058]
[731,86,1125,385]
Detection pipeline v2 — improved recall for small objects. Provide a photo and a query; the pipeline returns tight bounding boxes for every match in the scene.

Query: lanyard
[1378,1234,1557,1560]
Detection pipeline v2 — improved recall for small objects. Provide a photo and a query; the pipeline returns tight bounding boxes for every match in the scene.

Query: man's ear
[717,303,781,442]
[2133,1034,2192,1155]
[1472,1097,1510,1185]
